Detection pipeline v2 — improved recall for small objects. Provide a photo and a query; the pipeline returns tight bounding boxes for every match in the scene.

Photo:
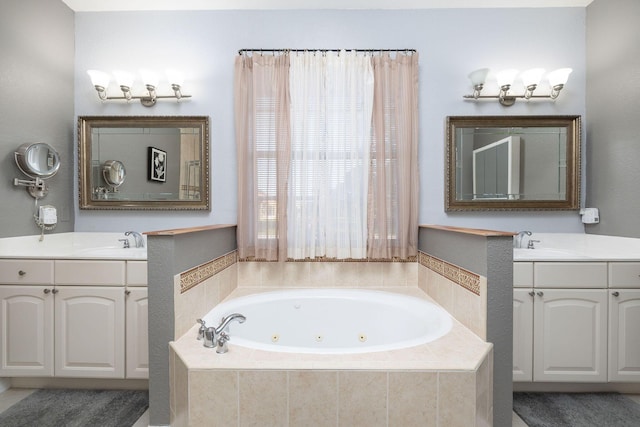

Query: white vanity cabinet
[513,262,609,383]
[125,261,148,379]
[0,258,148,380]
[0,260,55,376]
[608,262,640,382]
[532,288,608,382]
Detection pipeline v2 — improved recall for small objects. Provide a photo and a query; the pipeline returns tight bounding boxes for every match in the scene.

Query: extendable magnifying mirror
[13,142,61,199]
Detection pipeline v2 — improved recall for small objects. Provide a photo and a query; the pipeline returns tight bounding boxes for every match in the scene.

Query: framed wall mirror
[445,115,581,211]
[78,116,210,210]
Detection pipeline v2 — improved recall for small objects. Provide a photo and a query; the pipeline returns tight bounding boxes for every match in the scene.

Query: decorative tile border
[419,251,480,296]
[180,251,237,294]
[239,256,417,263]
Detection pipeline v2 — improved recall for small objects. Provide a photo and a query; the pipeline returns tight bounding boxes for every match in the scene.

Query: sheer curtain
[368,52,419,259]
[287,51,374,259]
[235,54,291,261]
[235,50,418,261]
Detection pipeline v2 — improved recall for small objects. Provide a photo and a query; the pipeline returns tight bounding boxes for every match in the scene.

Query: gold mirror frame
[445,115,581,211]
[78,116,210,210]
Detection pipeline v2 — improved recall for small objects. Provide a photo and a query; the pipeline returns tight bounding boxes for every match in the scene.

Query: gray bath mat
[0,389,148,427]
[513,392,640,427]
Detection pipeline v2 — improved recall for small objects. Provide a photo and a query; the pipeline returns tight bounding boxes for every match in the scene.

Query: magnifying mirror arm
[13,177,48,199]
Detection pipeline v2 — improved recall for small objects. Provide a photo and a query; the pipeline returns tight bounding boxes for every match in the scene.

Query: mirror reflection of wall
[456,126,567,201]
[90,127,200,201]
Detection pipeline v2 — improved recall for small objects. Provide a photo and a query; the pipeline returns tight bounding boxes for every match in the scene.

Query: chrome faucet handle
[527,239,540,249]
[196,319,206,340]
[216,332,230,354]
[118,238,130,249]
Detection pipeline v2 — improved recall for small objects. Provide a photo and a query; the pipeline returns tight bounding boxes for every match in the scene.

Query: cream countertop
[0,232,147,260]
[514,233,640,261]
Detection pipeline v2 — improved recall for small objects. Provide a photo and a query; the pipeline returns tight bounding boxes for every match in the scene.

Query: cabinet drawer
[0,259,54,284]
[55,260,125,286]
[534,262,607,288]
[126,261,147,286]
[609,262,640,288]
[514,262,534,287]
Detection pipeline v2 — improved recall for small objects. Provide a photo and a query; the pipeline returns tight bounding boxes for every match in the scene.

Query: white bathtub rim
[202,288,453,355]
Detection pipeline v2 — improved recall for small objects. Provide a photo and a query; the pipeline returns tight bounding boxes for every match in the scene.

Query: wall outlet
[580,207,599,224]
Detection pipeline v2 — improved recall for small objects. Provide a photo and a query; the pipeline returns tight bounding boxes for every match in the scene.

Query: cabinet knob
[536,291,544,297]
[18,270,26,276]
[43,289,51,294]
[612,291,620,297]
[51,288,58,294]
[125,290,131,296]
[528,291,535,297]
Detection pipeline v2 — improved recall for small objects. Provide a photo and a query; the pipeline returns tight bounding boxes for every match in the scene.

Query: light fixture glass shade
[468,68,489,86]
[87,70,110,88]
[496,69,519,88]
[165,68,185,86]
[547,68,572,86]
[139,69,159,88]
[113,70,134,88]
[521,68,545,87]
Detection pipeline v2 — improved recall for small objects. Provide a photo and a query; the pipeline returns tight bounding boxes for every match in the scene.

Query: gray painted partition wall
[147,226,237,426]
[419,227,514,427]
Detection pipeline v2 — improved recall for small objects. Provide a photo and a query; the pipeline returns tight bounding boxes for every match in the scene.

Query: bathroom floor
[0,388,149,426]
[511,393,640,426]
[2,387,638,426]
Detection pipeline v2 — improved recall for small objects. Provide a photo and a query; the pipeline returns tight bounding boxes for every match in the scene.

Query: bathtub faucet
[201,313,246,353]
[215,313,246,335]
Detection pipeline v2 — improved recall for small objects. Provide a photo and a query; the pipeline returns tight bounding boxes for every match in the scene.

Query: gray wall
[418,228,513,427]
[585,0,640,237]
[147,226,236,426]
[0,0,75,238]
[73,7,587,235]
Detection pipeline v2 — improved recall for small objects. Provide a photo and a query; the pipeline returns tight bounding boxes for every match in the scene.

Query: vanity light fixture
[464,67,572,107]
[87,69,191,107]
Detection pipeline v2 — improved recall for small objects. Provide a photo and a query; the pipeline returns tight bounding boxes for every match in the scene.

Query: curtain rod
[238,48,416,55]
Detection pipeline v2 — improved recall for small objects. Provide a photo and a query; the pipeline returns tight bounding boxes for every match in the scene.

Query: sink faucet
[515,230,532,249]
[125,231,145,248]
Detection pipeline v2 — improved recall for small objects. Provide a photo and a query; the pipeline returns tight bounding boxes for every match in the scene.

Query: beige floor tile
[512,410,529,427]
[0,388,37,413]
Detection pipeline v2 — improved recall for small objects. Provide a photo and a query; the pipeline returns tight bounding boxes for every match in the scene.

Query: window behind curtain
[235,50,418,261]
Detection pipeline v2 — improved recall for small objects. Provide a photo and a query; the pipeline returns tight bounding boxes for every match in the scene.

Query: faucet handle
[119,238,130,249]
[196,319,206,340]
[216,332,230,354]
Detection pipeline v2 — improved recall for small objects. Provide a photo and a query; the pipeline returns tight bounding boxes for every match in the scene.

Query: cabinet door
[0,286,54,376]
[533,289,607,382]
[126,287,148,379]
[609,289,640,381]
[54,286,124,378]
[513,289,534,381]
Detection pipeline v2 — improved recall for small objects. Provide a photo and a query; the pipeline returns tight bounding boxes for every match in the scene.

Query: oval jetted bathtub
[201,288,453,354]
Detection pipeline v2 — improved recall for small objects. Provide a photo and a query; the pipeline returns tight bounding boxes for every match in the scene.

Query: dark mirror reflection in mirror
[78,116,210,210]
[445,115,580,211]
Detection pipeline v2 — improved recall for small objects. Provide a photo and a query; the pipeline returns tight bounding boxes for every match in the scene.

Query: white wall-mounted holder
[464,67,572,107]
[580,207,600,224]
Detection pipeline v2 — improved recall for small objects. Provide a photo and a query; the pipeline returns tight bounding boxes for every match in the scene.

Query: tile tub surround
[169,287,493,427]
[418,252,488,340]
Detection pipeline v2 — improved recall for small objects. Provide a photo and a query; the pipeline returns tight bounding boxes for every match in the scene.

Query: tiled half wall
[170,348,493,427]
